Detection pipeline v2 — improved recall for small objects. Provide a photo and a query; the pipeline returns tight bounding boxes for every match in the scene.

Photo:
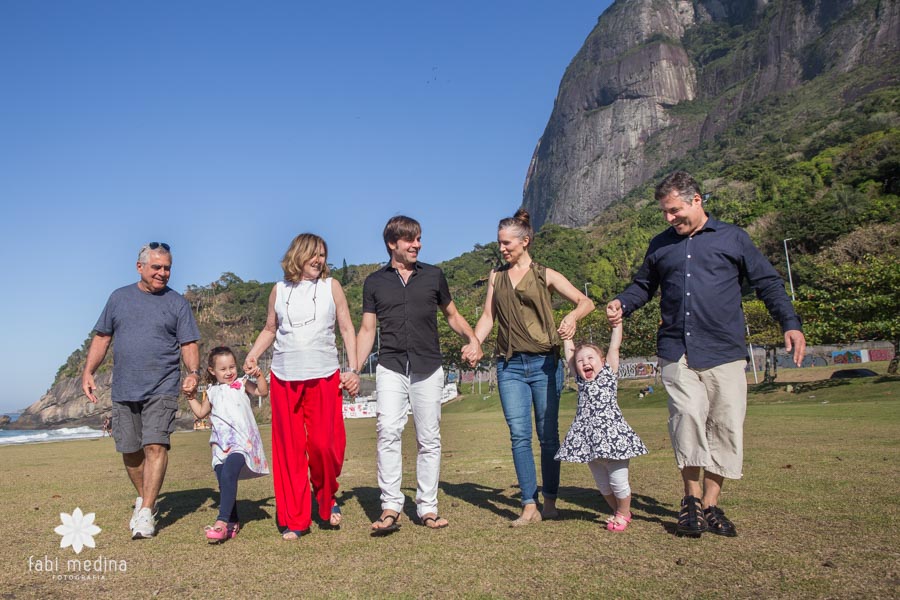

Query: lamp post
[783,238,796,302]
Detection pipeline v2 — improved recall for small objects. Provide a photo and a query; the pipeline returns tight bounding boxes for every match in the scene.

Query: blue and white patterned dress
[556,365,648,462]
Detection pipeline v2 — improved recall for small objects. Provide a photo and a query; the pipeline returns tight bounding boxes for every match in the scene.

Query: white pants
[375,365,444,517]
[588,458,631,499]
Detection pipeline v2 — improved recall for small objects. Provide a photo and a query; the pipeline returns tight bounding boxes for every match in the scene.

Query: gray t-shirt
[94,283,200,403]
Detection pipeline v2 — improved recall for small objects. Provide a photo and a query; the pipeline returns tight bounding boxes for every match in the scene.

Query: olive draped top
[492,262,560,359]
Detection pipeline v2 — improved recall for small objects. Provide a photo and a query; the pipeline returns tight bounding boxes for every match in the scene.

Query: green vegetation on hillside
[53,11,899,388]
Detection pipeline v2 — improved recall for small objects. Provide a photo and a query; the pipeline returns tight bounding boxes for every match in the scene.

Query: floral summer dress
[207,379,270,478]
[556,365,648,462]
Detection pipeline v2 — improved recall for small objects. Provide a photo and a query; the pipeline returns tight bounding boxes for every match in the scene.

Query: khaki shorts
[660,355,747,479]
[111,396,179,454]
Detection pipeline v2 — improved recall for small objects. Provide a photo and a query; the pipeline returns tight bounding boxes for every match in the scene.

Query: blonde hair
[574,342,606,361]
[281,233,329,283]
[498,208,533,249]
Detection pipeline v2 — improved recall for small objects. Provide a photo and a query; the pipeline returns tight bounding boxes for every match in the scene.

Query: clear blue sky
[0,1,612,414]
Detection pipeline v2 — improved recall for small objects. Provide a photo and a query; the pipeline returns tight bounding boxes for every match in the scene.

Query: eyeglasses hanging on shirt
[285,280,318,328]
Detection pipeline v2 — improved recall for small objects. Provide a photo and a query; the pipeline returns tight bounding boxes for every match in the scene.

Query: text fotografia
[28,555,127,581]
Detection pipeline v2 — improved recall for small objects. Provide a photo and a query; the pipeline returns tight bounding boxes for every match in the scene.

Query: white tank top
[271,278,339,381]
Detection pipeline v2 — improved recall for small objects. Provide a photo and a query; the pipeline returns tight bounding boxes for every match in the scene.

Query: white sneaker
[131,507,156,539]
[129,496,142,530]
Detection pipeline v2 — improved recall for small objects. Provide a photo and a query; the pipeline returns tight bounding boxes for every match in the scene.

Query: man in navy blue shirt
[607,171,805,538]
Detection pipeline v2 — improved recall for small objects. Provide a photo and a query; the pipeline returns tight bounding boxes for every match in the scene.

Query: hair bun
[513,208,531,227]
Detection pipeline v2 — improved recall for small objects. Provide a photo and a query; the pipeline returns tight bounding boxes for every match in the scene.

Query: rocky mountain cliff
[11,0,899,430]
[13,372,196,430]
[523,0,900,228]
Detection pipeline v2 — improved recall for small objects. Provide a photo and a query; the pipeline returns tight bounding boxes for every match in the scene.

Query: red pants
[270,370,346,531]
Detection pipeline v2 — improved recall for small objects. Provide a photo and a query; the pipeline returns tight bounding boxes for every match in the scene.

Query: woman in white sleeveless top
[244,233,360,539]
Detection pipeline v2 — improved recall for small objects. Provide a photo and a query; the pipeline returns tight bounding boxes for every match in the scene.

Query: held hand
[472,344,484,366]
[82,373,98,404]
[606,300,623,326]
[784,330,807,367]
[461,342,483,368]
[244,364,262,378]
[243,356,258,374]
[182,374,199,395]
[340,372,360,397]
[557,316,577,340]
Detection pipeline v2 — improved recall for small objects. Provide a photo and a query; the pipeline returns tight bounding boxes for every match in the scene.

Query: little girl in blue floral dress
[186,346,269,543]
[555,322,648,531]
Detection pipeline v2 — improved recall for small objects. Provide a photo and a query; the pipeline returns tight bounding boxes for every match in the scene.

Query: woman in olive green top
[473,209,595,526]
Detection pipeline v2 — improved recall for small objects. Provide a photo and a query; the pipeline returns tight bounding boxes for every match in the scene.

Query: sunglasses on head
[148,242,170,251]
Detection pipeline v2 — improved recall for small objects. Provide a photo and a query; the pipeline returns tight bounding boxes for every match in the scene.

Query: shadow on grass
[341,485,443,528]
[440,481,529,521]
[558,486,676,527]
[328,486,384,528]
[785,379,848,394]
[156,487,217,531]
[156,487,275,532]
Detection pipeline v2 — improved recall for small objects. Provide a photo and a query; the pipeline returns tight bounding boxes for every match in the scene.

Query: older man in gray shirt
[82,242,200,540]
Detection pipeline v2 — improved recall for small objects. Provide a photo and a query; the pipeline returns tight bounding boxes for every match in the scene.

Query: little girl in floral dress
[186,346,269,543]
[555,322,648,531]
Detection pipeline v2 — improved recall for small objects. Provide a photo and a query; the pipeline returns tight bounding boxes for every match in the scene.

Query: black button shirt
[363,261,452,376]
[616,217,802,369]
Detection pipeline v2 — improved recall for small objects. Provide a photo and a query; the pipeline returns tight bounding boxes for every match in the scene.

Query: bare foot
[281,528,309,540]
[510,505,542,527]
[329,504,342,527]
[371,510,400,532]
[418,513,449,529]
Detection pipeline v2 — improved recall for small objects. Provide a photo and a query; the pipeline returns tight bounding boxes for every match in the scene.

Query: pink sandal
[227,522,240,539]
[606,512,632,532]
[205,522,229,543]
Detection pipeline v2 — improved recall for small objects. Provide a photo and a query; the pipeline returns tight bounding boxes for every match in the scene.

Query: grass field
[2,366,898,599]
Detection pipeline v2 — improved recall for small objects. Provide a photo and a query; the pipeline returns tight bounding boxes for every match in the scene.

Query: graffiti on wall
[832,350,862,364]
[619,362,657,379]
[869,348,895,362]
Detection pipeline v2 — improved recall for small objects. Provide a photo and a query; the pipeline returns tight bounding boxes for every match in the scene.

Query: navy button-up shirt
[362,261,452,376]
[616,217,802,369]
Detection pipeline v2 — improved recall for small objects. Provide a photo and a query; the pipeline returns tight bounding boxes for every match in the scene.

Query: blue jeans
[497,352,562,506]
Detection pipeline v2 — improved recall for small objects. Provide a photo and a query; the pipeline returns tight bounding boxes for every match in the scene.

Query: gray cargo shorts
[111,395,179,454]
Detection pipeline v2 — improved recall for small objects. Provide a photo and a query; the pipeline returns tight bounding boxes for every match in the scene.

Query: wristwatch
[187,370,200,377]
[348,369,360,375]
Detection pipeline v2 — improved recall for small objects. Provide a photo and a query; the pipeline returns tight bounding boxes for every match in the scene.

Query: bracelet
[348,369,360,375]
[187,370,200,377]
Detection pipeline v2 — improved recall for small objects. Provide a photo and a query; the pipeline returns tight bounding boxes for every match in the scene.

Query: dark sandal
[370,512,401,537]
[704,506,737,537]
[675,495,708,538]
[419,515,449,529]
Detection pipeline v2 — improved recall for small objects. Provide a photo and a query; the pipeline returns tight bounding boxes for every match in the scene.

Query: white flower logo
[54,508,101,554]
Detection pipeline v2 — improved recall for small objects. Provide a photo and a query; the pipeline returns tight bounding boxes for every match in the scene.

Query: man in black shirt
[607,171,805,538]
[357,216,482,534]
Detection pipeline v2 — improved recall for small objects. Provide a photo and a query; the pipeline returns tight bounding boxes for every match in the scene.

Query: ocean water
[0,422,104,446]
